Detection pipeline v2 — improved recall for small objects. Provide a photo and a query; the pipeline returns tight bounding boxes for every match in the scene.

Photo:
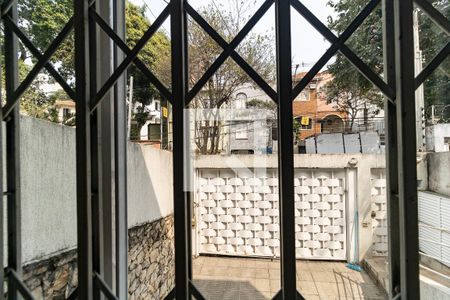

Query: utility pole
[127,76,134,140]
[414,10,426,151]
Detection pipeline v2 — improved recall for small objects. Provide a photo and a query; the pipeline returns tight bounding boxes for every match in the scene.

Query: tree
[17,0,171,132]
[125,2,171,136]
[324,0,384,130]
[325,0,450,122]
[416,1,450,121]
[190,0,276,154]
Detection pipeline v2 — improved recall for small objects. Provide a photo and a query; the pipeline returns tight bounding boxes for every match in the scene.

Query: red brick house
[292,71,348,141]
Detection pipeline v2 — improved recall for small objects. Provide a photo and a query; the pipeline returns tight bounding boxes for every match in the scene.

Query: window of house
[235,92,247,109]
[271,126,278,141]
[235,123,248,140]
[148,123,161,141]
[154,100,160,111]
[297,90,310,101]
[63,108,70,119]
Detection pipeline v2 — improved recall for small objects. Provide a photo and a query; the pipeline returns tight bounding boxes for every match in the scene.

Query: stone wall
[23,250,77,299]
[20,215,174,300]
[128,216,174,300]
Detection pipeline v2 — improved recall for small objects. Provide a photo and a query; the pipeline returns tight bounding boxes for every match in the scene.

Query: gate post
[275,0,298,298]
[393,0,420,298]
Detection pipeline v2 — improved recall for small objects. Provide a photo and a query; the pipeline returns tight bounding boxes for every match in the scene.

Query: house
[292,71,348,141]
[138,99,162,141]
[55,99,76,124]
[224,72,351,154]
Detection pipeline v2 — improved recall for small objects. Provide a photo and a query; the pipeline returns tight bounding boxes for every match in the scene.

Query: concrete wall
[426,124,450,152]
[16,116,173,263]
[420,275,450,300]
[428,151,450,197]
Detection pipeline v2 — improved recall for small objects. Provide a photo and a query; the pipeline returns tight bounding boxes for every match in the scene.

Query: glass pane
[188,56,280,299]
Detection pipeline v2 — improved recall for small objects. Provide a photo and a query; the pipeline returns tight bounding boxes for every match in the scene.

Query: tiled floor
[192,256,386,300]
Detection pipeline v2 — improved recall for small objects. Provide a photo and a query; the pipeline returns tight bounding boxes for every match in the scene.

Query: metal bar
[292,0,381,99]
[291,0,395,101]
[89,2,103,299]
[184,1,193,282]
[97,0,115,294]
[91,5,171,111]
[4,2,21,300]
[1,0,14,17]
[164,288,175,300]
[393,0,420,298]
[171,0,189,298]
[189,281,207,300]
[414,0,450,36]
[113,0,128,297]
[272,290,282,300]
[186,0,274,103]
[94,273,120,300]
[67,287,78,300]
[6,269,34,300]
[0,16,4,297]
[415,42,450,89]
[382,0,401,298]
[275,0,298,299]
[74,0,94,298]
[90,9,172,101]
[2,16,75,119]
[185,3,277,103]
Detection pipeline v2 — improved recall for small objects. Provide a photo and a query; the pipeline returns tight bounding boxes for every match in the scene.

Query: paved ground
[192,256,386,300]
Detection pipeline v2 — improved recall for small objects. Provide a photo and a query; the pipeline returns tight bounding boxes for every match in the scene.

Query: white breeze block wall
[193,154,386,262]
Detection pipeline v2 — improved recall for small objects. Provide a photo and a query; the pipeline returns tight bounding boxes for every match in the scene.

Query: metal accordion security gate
[0,0,448,299]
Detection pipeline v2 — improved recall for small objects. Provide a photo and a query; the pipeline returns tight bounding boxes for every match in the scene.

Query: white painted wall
[426,124,450,152]
[127,142,173,227]
[428,152,450,197]
[15,116,173,263]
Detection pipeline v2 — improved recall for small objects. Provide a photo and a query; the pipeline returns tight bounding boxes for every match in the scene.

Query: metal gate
[196,168,347,260]
[0,0,443,298]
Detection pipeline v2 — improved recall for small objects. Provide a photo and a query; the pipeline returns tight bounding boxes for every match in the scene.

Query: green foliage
[125,2,171,106]
[246,99,276,110]
[326,0,450,120]
[416,1,450,118]
[16,0,171,129]
[325,0,383,124]
[18,0,74,79]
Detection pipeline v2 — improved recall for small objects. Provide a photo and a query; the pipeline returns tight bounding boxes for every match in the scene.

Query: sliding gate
[196,168,347,260]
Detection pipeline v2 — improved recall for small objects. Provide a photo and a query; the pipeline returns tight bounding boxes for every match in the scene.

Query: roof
[55,100,76,108]
[292,70,330,83]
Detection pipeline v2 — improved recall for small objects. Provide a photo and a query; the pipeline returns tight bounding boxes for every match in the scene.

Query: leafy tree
[416,1,450,121]
[18,0,74,79]
[17,0,171,133]
[325,0,450,123]
[324,0,384,130]
[190,0,276,154]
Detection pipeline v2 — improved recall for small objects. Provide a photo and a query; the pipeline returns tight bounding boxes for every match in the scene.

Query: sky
[130,0,336,72]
